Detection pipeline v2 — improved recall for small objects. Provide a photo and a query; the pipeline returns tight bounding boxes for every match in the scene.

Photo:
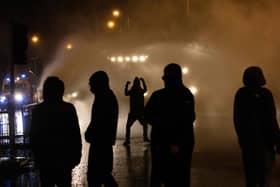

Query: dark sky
[0,0,129,67]
[1,0,280,117]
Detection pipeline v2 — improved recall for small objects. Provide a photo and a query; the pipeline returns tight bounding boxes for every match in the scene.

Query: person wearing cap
[145,63,195,187]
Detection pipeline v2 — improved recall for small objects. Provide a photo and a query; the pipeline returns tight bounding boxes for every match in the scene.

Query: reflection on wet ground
[1,116,280,186]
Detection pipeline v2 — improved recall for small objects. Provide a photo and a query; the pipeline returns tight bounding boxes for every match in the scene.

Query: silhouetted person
[85,71,118,187]
[30,76,82,187]
[234,66,280,187]
[123,77,150,146]
[145,63,195,187]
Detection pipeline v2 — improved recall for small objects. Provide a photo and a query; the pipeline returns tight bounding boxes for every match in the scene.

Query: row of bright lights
[0,93,24,104]
[109,55,148,63]
[5,74,27,82]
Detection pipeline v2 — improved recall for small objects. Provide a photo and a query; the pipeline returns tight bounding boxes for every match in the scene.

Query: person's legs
[124,113,136,145]
[87,145,102,187]
[150,146,162,187]
[104,173,119,187]
[55,168,72,187]
[242,152,258,187]
[40,169,55,187]
[39,168,55,187]
[138,115,150,142]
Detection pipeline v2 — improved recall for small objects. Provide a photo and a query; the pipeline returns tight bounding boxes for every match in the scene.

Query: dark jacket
[85,89,118,146]
[234,86,280,152]
[30,101,82,169]
[145,85,195,147]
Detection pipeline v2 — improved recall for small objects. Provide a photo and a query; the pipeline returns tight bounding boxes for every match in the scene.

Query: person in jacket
[145,63,195,187]
[123,77,150,146]
[85,71,119,187]
[30,76,82,187]
[234,66,280,187]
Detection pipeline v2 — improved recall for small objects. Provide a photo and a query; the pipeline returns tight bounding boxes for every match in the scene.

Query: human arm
[125,81,130,96]
[266,90,280,153]
[140,78,147,93]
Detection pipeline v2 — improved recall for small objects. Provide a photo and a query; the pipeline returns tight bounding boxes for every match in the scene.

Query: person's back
[31,101,81,167]
[145,63,195,187]
[147,85,195,147]
[128,86,145,114]
[30,77,82,187]
[235,86,278,151]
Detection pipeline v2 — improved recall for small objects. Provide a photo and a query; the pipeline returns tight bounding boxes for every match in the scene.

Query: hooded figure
[234,66,280,187]
[85,71,119,187]
[30,76,82,187]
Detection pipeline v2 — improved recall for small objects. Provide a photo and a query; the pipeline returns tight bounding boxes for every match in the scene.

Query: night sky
[1,0,280,130]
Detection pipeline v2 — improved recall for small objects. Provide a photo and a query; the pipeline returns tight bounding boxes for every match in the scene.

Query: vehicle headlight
[15,93,24,103]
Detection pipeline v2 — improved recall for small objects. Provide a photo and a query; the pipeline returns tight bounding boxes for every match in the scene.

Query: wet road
[2,115,280,186]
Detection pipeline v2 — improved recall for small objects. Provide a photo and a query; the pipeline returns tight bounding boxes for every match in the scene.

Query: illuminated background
[0,0,280,144]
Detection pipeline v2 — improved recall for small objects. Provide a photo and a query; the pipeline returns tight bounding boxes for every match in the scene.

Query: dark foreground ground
[1,116,280,186]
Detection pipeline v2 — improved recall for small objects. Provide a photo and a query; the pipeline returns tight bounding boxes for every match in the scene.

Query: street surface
[1,115,280,187]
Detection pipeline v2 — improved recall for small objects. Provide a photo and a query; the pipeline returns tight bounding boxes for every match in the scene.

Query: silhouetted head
[89,71,110,94]
[132,77,141,88]
[43,76,64,103]
[162,63,183,88]
[243,66,266,87]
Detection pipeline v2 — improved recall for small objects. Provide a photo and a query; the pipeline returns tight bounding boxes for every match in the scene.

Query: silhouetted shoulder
[61,101,77,111]
[236,86,273,96]
[151,88,165,96]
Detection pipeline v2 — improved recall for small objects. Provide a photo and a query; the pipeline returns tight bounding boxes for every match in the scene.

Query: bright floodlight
[125,57,131,62]
[16,77,20,81]
[117,56,124,63]
[21,74,27,78]
[15,93,24,103]
[132,56,139,62]
[111,57,116,62]
[71,92,78,98]
[5,77,10,82]
[139,56,146,62]
[189,86,198,95]
[182,67,189,74]
[0,96,7,103]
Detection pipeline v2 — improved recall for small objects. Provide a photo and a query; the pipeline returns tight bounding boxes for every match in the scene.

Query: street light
[66,43,73,50]
[31,35,39,44]
[107,20,116,29]
[112,10,120,18]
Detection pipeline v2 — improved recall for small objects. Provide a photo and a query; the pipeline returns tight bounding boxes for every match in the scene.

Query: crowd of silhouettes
[29,63,280,187]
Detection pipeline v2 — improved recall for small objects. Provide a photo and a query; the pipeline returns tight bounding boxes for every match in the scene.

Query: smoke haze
[35,0,280,133]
